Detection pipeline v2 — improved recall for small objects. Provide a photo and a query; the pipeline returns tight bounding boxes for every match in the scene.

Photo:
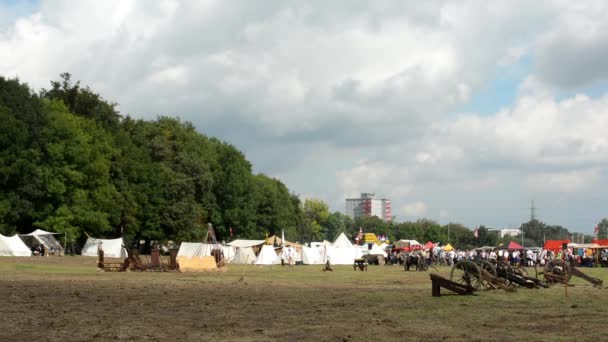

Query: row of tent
[1,230,389,267]
[0,229,63,256]
[177,232,389,265]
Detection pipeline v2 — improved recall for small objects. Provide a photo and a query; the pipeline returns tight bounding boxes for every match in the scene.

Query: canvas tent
[333,232,354,249]
[366,243,388,258]
[395,240,421,248]
[0,234,32,256]
[81,237,127,258]
[177,243,236,263]
[322,240,363,265]
[301,246,322,264]
[20,229,62,250]
[444,243,454,251]
[228,240,265,248]
[255,245,280,265]
[232,246,257,264]
[266,235,302,248]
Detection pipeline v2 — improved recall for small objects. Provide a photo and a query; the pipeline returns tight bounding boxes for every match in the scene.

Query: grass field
[1,256,607,341]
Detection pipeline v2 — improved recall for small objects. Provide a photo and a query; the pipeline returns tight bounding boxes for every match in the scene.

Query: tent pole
[64,232,67,256]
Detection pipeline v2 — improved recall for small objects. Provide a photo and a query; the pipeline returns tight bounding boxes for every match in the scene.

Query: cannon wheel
[478,260,497,289]
[495,262,512,285]
[543,259,571,285]
[451,260,481,291]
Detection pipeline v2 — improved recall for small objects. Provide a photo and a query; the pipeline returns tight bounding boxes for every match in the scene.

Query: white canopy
[20,229,62,249]
[227,239,265,248]
[255,245,280,265]
[0,234,32,256]
[81,237,127,258]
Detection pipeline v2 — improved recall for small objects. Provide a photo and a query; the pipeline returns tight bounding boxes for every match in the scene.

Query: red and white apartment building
[345,193,391,221]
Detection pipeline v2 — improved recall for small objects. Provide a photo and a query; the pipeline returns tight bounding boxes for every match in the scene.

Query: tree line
[0,74,603,249]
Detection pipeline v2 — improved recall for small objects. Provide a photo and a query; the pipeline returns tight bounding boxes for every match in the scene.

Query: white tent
[81,237,127,258]
[227,239,265,248]
[333,232,354,249]
[255,245,280,265]
[177,243,236,263]
[322,242,362,265]
[232,246,257,264]
[20,229,62,249]
[363,244,388,258]
[0,234,32,256]
[397,239,421,247]
[301,246,322,264]
[177,243,213,257]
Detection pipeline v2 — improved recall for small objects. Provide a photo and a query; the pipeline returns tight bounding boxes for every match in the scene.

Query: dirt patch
[1,257,608,341]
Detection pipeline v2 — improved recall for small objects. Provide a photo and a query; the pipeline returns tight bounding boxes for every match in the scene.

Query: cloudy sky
[2,1,608,233]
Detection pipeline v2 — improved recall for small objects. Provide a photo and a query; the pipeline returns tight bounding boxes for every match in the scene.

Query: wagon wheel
[478,260,497,289]
[451,260,481,291]
[543,259,571,285]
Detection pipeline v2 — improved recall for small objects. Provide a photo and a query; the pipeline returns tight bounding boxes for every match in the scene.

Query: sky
[1,1,608,233]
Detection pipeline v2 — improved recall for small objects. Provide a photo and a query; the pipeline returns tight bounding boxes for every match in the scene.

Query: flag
[355,227,364,243]
[265,231,269,245]
[229,226,233,237]
[474,227,479,239]
[595,225,600,235]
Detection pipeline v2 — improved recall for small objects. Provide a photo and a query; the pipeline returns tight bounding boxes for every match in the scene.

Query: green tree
[301,198,330,242]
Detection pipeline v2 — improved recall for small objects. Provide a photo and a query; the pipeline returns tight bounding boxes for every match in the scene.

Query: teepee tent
[20,229,62,250]
[255,245,280,265]
[333,232,354,249]
[81,237,127,258]
[0,234,32,256]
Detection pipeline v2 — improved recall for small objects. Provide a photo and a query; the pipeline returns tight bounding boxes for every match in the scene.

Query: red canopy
[424,241,434,249]
[592,239,608,246]
[506,241,524,250]
[543,240,570,251]
[401,245,423,252]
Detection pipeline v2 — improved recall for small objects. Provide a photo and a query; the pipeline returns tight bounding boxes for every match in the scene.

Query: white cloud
[400,202,427,217]
[527,169,601,193]
[2,1,608,232]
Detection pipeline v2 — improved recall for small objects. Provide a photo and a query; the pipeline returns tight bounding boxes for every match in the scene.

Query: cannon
[542,259,603,288]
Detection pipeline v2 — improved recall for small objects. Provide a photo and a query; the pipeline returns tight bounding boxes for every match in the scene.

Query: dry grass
[1,256,607,341]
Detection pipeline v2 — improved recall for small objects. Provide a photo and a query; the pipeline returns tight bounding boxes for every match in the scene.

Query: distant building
[487,227,522,238]
[345,193,391,221]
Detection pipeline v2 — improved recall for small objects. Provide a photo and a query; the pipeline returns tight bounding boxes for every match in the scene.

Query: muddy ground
[1,256,607,341]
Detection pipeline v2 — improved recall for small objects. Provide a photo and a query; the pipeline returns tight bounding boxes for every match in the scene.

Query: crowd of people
[388,246,608,268]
